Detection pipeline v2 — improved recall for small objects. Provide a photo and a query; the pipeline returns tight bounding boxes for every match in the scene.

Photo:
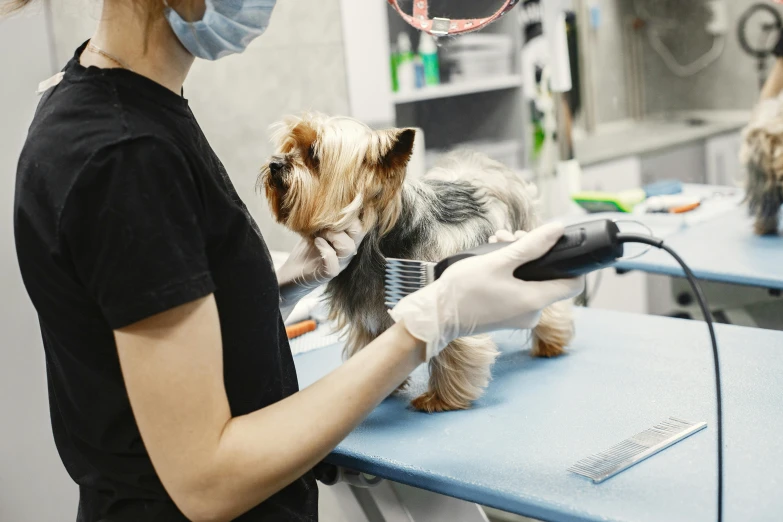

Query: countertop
[574,111,750,167]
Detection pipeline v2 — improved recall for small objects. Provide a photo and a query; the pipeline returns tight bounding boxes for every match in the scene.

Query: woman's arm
[115,294,424,522]
[761,58,783,100]
[762,12,783,100]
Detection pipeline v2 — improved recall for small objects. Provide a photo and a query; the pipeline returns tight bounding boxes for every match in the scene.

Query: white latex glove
[389,222,585,361]
[489,229,527,243]
[277,219,365,308]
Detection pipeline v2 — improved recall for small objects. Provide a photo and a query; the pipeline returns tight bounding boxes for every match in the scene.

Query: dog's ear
[377,128,416,174]
[367,128,414,236]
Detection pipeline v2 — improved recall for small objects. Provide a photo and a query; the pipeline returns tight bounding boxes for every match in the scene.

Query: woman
[10,0,583,520]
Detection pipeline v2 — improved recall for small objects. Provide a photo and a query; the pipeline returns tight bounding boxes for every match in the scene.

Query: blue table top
[560,184,782,289]
[614,207,783,290]
[294,309,783,522]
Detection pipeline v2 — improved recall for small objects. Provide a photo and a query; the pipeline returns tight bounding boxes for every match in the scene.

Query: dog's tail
[425,149,540,231]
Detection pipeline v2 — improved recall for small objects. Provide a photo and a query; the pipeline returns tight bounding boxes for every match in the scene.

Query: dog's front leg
[410,336,498,413]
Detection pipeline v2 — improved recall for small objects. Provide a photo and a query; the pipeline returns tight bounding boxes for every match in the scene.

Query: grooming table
[563,185,783,290]
[294,308,783,521]
[615,206,783,290]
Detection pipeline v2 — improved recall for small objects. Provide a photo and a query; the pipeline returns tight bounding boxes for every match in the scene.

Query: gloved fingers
[344,217,367,246]
[490,230,527,244]
[323,230,357,260]
[314,236,341,277]
[521,276,586,307]
[489,229,517,243]
[324,215,367,260]
[490,222,565,268]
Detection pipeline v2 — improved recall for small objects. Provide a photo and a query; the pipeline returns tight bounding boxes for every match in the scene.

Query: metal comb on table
[568,417,707,484]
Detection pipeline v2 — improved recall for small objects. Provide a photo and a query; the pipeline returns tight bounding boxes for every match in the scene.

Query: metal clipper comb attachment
[384,258,436,309]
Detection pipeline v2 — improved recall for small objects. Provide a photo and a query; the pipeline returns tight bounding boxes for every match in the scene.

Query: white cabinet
[581,156,643,192]
[579,157,649,314]
[640,142,707,185]
[705,131,743,187]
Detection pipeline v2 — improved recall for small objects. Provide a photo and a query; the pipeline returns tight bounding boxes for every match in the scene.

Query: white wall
[0,6,79,521]
[626,0,761,115]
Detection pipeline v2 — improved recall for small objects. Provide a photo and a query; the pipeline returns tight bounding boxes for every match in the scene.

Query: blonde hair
[2,0,188,39]
[1,0,33,13]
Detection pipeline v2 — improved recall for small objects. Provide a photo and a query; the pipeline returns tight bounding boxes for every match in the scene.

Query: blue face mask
[165,0,277,61]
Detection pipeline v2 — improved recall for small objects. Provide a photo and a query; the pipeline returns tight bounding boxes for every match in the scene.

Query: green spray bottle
[418,33,440,86]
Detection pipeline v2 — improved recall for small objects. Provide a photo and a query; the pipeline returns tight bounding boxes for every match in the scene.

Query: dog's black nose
[269,160,285,178]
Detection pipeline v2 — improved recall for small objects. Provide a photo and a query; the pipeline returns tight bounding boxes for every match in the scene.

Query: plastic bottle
[396,33,415,93]
[418,33,440,86]
[390,42,399,93]
[413,54,426,89]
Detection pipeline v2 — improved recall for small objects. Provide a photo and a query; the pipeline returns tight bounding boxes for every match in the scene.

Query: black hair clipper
[384,220,623,308]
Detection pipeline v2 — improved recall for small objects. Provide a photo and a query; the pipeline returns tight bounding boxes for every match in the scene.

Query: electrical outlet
[706,0,729,35]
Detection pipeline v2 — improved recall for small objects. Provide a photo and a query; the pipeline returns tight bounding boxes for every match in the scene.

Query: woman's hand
[276,218,365,311]
[389,222,585,361]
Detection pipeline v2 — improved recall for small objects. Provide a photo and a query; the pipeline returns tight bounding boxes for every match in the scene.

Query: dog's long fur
[260,112,574,412]
[741,98,783,235]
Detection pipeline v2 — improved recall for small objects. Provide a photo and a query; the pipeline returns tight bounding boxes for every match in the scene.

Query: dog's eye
[305,144,320,171]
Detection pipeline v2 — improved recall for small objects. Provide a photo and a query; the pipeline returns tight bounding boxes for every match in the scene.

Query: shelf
[392,74,522,104]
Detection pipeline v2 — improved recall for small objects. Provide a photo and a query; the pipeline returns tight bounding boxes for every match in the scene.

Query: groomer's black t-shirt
[14,42,317,521]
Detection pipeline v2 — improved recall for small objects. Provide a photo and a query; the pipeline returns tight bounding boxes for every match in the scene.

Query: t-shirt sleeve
[60,137,216,329]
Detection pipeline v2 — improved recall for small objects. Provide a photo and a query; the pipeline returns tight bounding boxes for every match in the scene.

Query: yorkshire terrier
[260,112,574,412]
[741,104,783,235]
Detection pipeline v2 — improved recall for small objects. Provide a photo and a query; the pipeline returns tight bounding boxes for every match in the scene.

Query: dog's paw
[754,219,780,236]
[410,391,470,413]
[531,338,565,358]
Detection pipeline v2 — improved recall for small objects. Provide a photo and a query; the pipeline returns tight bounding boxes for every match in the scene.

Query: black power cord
[618,233,723,522]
